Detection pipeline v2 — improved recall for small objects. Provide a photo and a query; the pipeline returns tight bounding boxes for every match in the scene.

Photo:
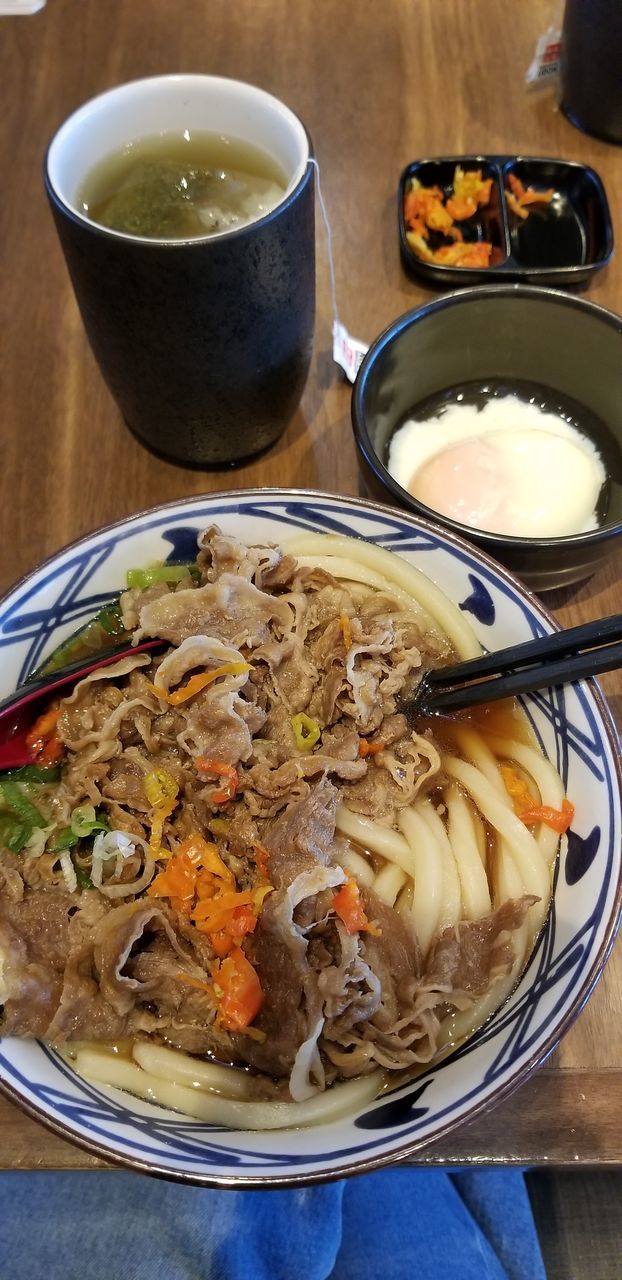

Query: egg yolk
[409,429,603,537]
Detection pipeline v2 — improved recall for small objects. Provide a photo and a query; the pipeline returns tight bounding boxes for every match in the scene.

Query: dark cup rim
[352,282,622,552]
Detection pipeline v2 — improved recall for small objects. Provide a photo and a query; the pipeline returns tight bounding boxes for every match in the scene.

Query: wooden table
[0,0,620,1170]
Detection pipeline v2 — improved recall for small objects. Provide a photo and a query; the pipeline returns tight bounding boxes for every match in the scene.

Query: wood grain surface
[0,0,620,1169]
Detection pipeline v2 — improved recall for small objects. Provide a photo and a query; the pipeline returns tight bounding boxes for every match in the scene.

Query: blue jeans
[0,1167,545,1279]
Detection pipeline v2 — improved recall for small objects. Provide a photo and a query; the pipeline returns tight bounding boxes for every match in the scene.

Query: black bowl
[352,284,622,592]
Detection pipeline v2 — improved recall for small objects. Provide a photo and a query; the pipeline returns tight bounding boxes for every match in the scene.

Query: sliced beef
[136,576,292,649]
[262,778,340,888]
[425,895,537,996]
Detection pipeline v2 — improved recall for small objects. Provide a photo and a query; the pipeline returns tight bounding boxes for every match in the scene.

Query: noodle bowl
[0,527,570,1130]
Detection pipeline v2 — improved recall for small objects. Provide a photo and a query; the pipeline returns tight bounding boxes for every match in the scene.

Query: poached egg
[387,394,606,538]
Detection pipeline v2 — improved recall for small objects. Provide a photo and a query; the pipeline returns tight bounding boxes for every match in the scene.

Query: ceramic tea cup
[44,74,315,468]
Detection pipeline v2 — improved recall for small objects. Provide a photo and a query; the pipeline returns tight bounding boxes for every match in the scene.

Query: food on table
[403,166,494,267]
[505,172,555,221]
[78,131,287,239]
[0,530,570,1128]
[387,388,606,537]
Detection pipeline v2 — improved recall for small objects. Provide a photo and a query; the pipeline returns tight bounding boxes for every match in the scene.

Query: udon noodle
[0,529,571,1129]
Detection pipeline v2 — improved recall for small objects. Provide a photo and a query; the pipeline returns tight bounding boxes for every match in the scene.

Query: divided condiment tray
[399,155,614,287]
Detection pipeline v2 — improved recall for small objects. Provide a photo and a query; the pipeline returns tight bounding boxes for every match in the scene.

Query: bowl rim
[352,282,622,551]
[0,485,620,1186]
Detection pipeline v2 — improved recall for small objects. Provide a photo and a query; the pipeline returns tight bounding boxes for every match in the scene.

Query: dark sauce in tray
[384,378,620,529]
[509,196,587,268]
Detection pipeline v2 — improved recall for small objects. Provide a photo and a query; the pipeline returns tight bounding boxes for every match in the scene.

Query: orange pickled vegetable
[404,168,494,268]
[453,166,492,206]
[213,946,263,1031]
[506,174,555,219]
[192,889,255,931]
[147,825,273,955]
[501,765,574,833]
[195,758,239,804]
[505,191,529,220]
[520,798,575,833]
[148,850,197,914]
[146,661,250,705]
[501,764,535,812]
[519,188,555,205]
[178,834,234,884]
[425,200,454,232]
[252,841,271,882]
[339,614,352,650]
[446,194,477,221]
[333,877,381,936]
[406,230,435,261]
[432,241,492,267]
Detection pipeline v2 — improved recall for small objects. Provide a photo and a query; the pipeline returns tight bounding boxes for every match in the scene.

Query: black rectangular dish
[399,155,614,287]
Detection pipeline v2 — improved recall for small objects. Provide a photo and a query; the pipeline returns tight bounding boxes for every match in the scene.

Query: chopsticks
[410,613,622,716]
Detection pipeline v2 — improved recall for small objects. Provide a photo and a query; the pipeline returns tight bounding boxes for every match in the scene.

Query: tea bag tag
[332,322,368,383]
[309,158,369,384]
[0,0,45,10]
[526,25,562,89]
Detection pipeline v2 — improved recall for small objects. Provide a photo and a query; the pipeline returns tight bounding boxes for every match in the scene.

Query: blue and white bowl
[0,489,620,1185]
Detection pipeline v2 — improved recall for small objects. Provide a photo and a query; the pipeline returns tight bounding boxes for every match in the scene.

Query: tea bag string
[308,157,338,326]
[309,157,368,383]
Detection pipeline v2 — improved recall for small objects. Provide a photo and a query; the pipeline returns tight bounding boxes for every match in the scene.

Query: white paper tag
[309,157,369,384]
[332,321,369,384]
[0,1,45,10]
[526,26,561,88]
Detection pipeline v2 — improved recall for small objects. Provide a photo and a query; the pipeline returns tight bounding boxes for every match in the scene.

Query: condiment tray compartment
[399,154,614,287]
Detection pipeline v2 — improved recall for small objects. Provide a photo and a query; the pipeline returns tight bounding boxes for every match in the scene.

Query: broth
[78,130,288,239]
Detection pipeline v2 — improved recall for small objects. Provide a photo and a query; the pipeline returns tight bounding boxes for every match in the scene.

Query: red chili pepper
[25,707,65,764]
[195,758,239,804]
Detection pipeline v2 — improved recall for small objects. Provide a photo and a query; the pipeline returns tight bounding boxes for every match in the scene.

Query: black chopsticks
[409,613,622,715]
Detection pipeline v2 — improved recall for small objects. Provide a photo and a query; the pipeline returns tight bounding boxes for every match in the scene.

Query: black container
[399,156,613,288]
[561,0,622,144]
[46,168,315,468]
[44,75,315,469]
[352,286,622,593]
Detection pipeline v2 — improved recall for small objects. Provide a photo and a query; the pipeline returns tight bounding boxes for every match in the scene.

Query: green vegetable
[291,712,321,752]
[97,602,126,637]
[73,860,94,890]
[126,562,199,590]
[69,804,109,838]
[0,764,61,784]
[0,813,32,853]
[54,826,79,851]
[0,781,47,829]
[33,598,128,675]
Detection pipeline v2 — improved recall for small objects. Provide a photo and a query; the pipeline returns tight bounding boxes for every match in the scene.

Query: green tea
[78,131,288,239]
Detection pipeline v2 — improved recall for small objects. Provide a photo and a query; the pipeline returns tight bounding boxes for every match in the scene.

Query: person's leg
[328,1168,546,1280]
[451,1169,547,1280]
[0,1171,345,1280]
